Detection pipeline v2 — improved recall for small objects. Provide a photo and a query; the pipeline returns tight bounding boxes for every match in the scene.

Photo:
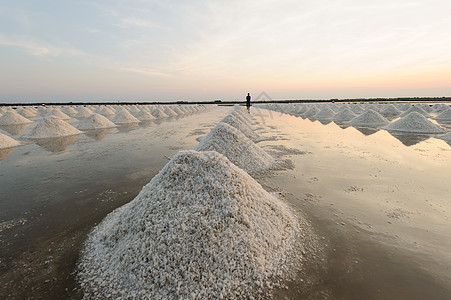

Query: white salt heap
[77,113,117,130]
[136,109,156,121]
[0,132,20,149]
[312,106,336,120]
[63,106,78,116]
[221,114,259,141]
[302,106,320,118]
[195,123,274,172]
[383,112,446,134]
[112,110,140,124]
[332,108,357,122]
[349,109,389,127]
[380,104,402,118]
[22,116,81,139]
[436,132,451,143]
[150,107,169,118]
[0,110,33,125]
[400,106,429,117]
[18,107,37,118]
[434,108,451,121]
[49,108,71,120]
[78,150,303,299]
[74,107,93,118]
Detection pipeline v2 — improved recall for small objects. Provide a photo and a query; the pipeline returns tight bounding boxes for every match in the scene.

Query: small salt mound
[78,113,117,130]
[49,108,71,120]
[136,109,156,121]
[400,106,429,117]
[351,104,364,114]
[172,106,185,115]
[112,110,140,124]
[434,108,451,121]
[128,106,140,115]
[0,111,33,125]
[432,104,450,114]
[349,109,389,127]
[18,107,37,118]
[332,108,357,122]
[312,106,336,120]
[22,116,81,139]
[63,106,78,116]
[221,114,259,141]
[383,112,446,134]
[78,150,302,299]
[195,123,274,172]
[0,132,20,149]
[99,107,115,117]
[163,107,177,117]
[74,107,93,118]
[380,104,402,118]
[436,132,451,143]
[150,107,169,118]
[302,106,319,118]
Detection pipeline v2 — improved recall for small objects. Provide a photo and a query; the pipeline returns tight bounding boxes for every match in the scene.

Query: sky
[0,0,451,102]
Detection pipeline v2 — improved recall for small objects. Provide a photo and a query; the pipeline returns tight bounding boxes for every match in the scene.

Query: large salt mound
[78,150,302,299]
[22,116,81,139]
[195,123,274,172]
[400,106,429,117]
[349,109,389,127]
[383,112,446,134]
[77,113,116,130]
[0,132,20,149]
[434,108,451,121]
[0,111,33,125]
[332,108,357,122]
[112,110,140,124]
[221,114,259,141]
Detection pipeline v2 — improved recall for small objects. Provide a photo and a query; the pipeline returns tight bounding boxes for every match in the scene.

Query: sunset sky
[1,0,450,102]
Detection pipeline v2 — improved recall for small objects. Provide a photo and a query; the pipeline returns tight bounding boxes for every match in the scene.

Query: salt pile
[349,109,389,127]
[0,132,20,149]
[150,107,169,118]
[163,107,177,117]
[221,114,259,141]
[22,116,81,139]
[195,123,274,172]
[136,109,156,121]
[18,107,37,118]
[434,108,451,121]
[49,108,71,120]
[112,110,140,124]
[74,107,93,118]
[383,112,446,134]
[400,106,429,117]
[312,106,336,120]
[0,110,33,125]
[78,150,302,299]
[436,132,451,143]
[380,104,402,118]
[302,106,319,118]
[63,106,78,116]
[99,107,115,117]
[332,108,357,122]
[77,113,117,130]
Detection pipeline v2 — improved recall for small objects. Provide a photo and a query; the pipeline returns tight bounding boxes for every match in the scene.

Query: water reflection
[387,132,432,146]
[353,126,381,136]
[0,124,30,136]
[83,128,115,140]
[32,135,79,152]
[0,147,16,160]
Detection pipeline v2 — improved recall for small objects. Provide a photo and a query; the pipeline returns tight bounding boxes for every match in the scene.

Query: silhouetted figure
[246,93,251,113]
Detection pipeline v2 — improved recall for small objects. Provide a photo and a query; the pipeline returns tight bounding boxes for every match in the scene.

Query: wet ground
[1,105,451,299]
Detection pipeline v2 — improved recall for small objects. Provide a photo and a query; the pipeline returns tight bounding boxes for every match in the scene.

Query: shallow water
[1,105,450,299]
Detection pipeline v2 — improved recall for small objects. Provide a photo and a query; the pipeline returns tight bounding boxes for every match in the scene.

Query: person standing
[246,93,251,112]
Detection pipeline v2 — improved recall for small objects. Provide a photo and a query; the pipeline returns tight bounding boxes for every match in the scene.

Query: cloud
[0,35,87,57]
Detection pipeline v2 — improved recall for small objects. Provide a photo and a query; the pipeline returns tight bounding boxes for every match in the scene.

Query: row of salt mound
[380,104,402,118]
[22,116,81,139]
[48,108,71,120]
[349,109,389,127]
[195,122,274,172]
[18,107,37,118]
[0,110,33,125]
[135,109,156,121]
[400,106,429,117]
[75,107,93,118]
[435,108,451,120]
[111,109,140,124]
[383,112,446,134]
[0,132,20,149]
[77,113,117,130]
[78,150,301,299]
[221,114,260,141]
[312,106,336,120]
